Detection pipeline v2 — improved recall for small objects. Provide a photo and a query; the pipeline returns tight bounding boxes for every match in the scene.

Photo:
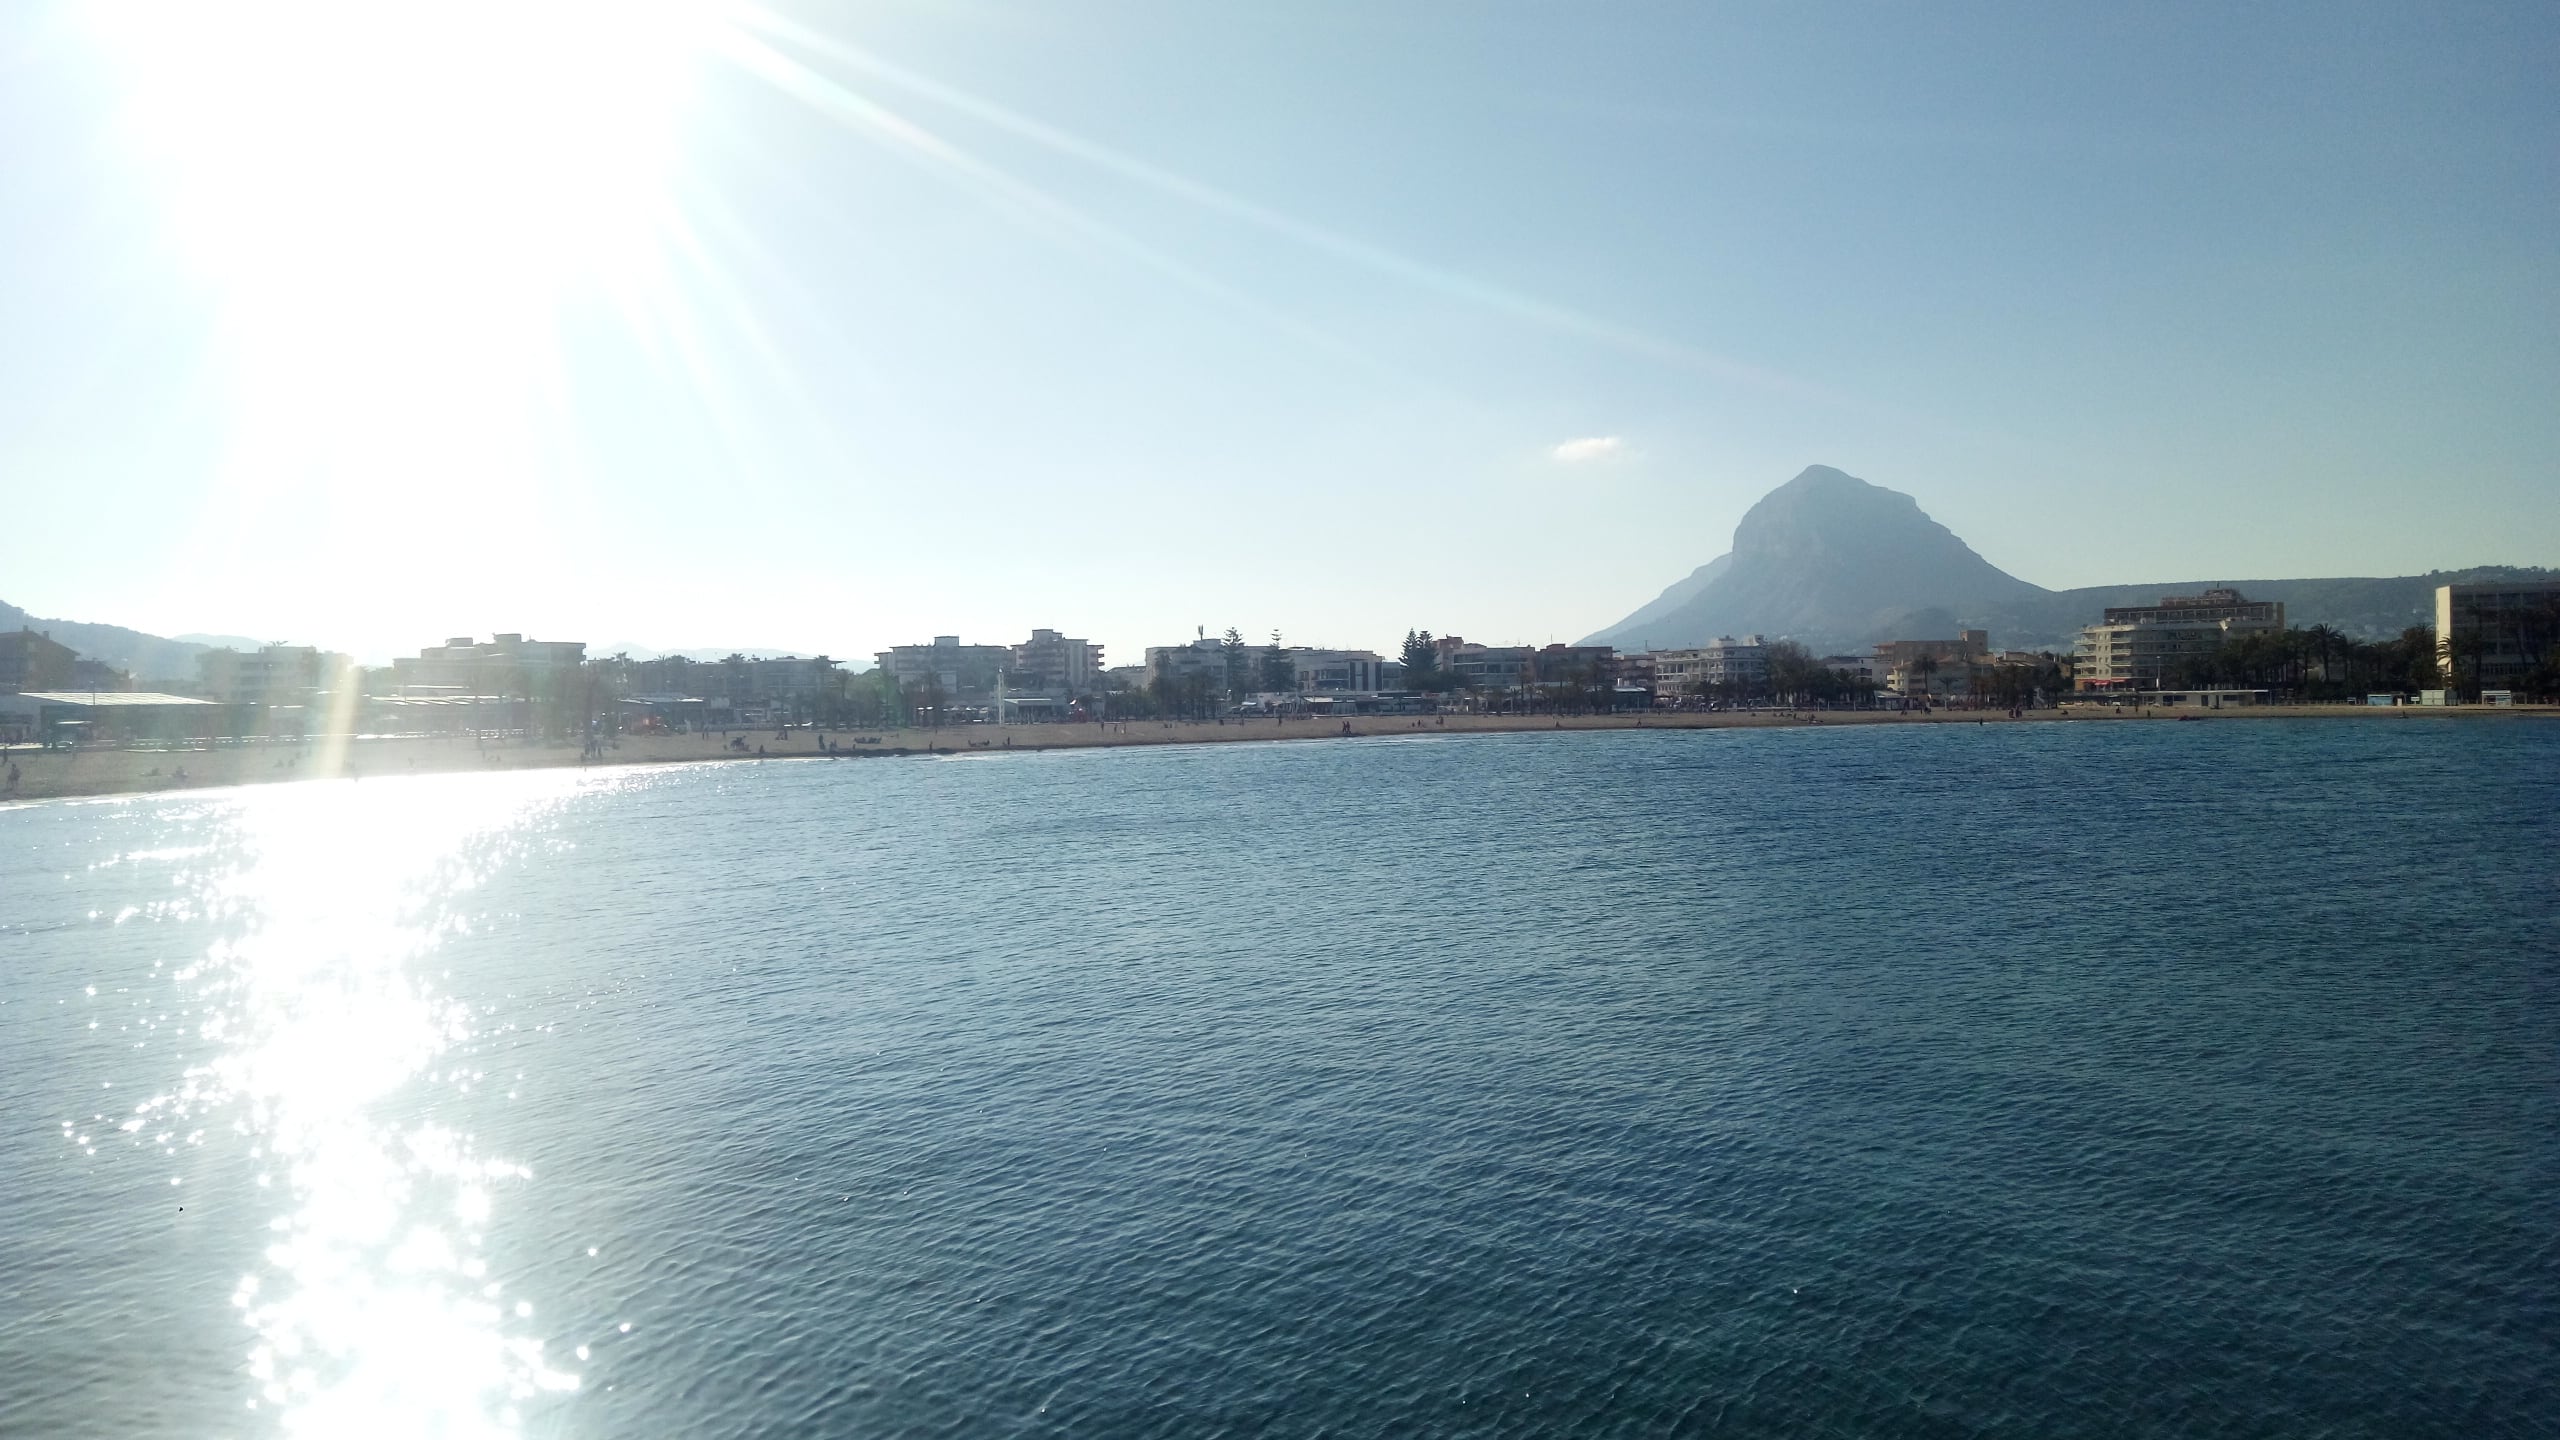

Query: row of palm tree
[2164,619,2560,701]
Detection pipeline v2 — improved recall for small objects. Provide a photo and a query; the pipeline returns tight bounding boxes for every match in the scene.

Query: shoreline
[2,703,2550,804]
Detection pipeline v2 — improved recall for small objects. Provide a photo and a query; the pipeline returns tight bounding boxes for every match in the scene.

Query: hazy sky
[2,1,2553,664]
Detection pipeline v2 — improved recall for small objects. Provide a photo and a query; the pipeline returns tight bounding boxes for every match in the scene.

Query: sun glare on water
[118,772,621,1436]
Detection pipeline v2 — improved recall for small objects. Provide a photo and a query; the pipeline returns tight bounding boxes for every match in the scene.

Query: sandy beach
[1,703,2548,803]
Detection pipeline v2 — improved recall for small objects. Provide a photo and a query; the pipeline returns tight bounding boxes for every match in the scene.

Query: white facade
[876,636,1012,699]
[2434,580,2560,690]
[197,644,350,707]
[2074,591,2282,692]
[390,634,586,697]
[1011,629,1104,695]
[1650,636,1767,694]
[1290,649,1387,692]
[1142,640,1384,695]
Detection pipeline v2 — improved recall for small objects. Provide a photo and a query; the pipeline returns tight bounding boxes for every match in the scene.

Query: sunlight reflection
[122,772,613,1436]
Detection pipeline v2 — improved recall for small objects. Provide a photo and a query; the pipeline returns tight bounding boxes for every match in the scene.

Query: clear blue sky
[1,0,2552,664]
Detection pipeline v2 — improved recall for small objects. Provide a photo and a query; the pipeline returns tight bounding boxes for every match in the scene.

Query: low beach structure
[0,690,225,747]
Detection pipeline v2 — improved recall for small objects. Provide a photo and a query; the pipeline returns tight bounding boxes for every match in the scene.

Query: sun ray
[735,4,1844,405]
[715,27,1411,381]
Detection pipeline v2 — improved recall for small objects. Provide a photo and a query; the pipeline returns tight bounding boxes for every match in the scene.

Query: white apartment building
[2434,580,2560,691]
[1010,629,1104,695]
[1290,649,1388,692]
[1649,636,1768,695]
[2074,589,2282,692]
[196,643,353,708]
[390,634,587,697]
[1142,637,1241,687]
[875,636,1013,699]
[1141,638,1384,694]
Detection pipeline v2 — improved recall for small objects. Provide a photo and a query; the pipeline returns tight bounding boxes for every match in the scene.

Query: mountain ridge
[1583,466,2555,653]
[1,600,222,683]
[1,600,865,681]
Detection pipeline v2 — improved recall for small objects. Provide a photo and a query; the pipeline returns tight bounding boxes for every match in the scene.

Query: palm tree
[2304,624,2342,697]
[2436,630,2488,701]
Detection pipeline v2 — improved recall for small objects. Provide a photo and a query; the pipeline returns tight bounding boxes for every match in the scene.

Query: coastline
[2,703,2550,804]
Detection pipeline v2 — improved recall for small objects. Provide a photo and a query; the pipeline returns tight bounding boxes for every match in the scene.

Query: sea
[2,718,2553,1438]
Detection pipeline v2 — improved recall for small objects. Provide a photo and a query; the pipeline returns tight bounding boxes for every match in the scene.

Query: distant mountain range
[0,599,250,683]
[1584,466,2555,654]
[0,599,852,681]
[16,473,2551,684]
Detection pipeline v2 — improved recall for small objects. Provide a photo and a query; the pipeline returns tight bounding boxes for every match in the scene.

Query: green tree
[2436,629,2487,701]
[910,674,948,727]
[1578,655,1615,711]
[2303,624,2343,698]
[1260,632,1296,693]
[847,668,906,727]
[1220,627,1249,700]
[1400,630,1439,685]
[1764,640,1818,705]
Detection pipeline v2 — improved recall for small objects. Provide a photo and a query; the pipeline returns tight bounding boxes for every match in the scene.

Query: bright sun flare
[79,0,738,621]
[90,0,718,305]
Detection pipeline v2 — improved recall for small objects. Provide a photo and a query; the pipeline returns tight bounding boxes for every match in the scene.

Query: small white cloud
[1550,435,1625,464]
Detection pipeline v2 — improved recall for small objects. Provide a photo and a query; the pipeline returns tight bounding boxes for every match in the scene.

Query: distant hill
[0,599,217,683]
[0,604,852,684]
[175,631,273,652]
[1584,465,2555,653]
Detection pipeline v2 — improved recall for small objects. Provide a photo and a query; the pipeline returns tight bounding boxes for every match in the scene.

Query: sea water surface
[2,719,2553,1438]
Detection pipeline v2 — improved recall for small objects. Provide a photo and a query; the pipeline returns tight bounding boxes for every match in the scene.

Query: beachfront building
[1648,648,1707,695]
[0,627,78,694]
[1423,639,1618,705]
[1142,636,1253,698]
[391,633,589,697]
[1530,644,1616,685]
[1010,630,1103,696]
[875,636,1012,703]
[748,656,845,721]
[1699,636,1766,693]
[1432,638,1536,692]
[1142,638,1386,697]
[1141,637,1222,676]
[1647,636,1766,698]
[384,633,593,736]
[2074,589,2283,694]
[196,643,354,708]
[1876,630,1991,698]
[1822,654,1882,687]
[2434,579,2560,694]
[0,690,226,746]
[1291,649,1389,693]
